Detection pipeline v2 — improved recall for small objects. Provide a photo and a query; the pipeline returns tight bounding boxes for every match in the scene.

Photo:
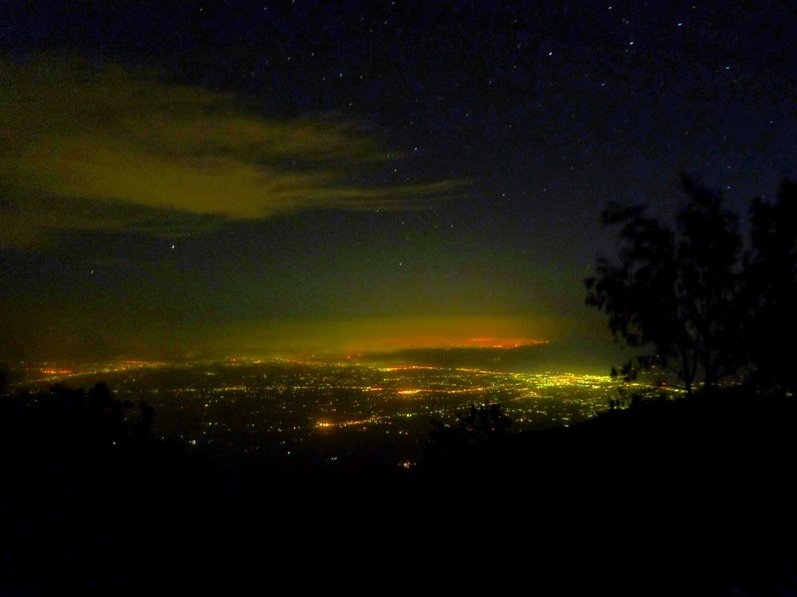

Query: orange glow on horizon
[358,336,549,351]
[207,315,559,356]
[40,368,73,376]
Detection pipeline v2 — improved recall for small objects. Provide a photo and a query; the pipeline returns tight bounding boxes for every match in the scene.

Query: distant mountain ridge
[357,341,612,374]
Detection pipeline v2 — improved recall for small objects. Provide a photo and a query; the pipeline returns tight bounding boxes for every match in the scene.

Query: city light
[9,356,663,469]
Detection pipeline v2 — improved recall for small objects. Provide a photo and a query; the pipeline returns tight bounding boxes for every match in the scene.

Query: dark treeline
[586,176,797,396]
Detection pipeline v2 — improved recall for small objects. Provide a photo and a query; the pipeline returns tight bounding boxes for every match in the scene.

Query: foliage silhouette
[429,400,512,453]
[0,364,8,396]
[587,175,745,393]
[744,180,797,396]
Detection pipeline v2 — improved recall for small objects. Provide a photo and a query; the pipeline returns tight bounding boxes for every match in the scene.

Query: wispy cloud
[0,54,465,246]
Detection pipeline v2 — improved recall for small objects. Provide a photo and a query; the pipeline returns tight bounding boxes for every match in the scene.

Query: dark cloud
[0,54,464,247]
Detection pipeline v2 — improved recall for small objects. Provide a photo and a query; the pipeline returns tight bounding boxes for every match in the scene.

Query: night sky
[1,1,796,368]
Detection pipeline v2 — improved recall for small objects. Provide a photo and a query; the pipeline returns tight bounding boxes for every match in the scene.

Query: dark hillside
[2,386,796,595]
[413,392,797,594]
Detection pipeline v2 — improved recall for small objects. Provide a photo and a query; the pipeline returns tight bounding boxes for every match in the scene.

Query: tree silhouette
[744,180,797,395]
[586,175,742,394]
[457,401,512,440]
[430,400,512,451]
[0,364,8,396]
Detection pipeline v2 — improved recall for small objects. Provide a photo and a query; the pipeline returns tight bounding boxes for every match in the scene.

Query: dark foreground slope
[2,388,796,595]
[413,393,797,594]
